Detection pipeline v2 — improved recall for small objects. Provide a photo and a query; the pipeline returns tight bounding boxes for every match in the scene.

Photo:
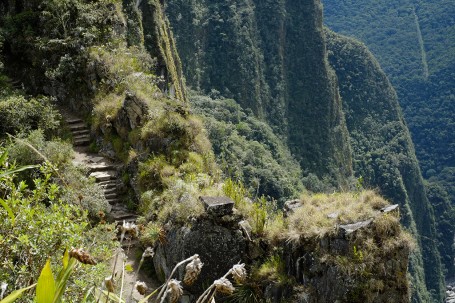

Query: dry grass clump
[286,190,390,240]
[92,92,124,128]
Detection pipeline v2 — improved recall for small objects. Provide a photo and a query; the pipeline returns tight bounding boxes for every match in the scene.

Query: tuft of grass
[256,254,291,285]
[92,92,124,129]
[286,190,390,241]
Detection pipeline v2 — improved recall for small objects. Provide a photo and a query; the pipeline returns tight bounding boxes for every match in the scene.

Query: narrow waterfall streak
[413,6,429,80]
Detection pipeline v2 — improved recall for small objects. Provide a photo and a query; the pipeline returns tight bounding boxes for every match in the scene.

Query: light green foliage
[0,95,60,137]
[5,130,110,219]
[0,156,116,300]
[256,254,289,285]
[223,179,284,238]
[7,130,72,167]
[139,221,162,246]
[192,93,304,203]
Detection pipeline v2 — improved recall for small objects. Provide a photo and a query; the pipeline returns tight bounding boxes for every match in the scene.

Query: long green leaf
[0,199,15,226]
[81,286,94,303]
[36,259,56,303]
[0,283,36,303]
[62,249,69,270]
[0,165,39,179]
[0,151,7,167]
[52,258,76,303]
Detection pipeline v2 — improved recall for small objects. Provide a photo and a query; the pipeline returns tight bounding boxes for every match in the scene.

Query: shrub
[0,157,116,300]
[59,164,111,219]
[0,95,60,137]
[138,155,177,191]
[7,130,73,168]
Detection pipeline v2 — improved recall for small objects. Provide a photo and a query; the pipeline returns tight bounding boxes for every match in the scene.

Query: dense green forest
[164,0,447,301]
[0,0,451,302]
[323,0,455,282]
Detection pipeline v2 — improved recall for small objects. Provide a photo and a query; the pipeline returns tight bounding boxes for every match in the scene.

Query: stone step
[73,134,90,141]
[111,203,128,211]
[72,129,90,136]
[103,187,117,195]
[88,163,115,173]
[74,138,91,146]
[88,157,105,163]
[99,183,117,190]
[105,193,118,200]
[66,118,84,124]
[69,123,88,131]
[90,171,116,182]
[110,210,138,221]
[107,198,120,205]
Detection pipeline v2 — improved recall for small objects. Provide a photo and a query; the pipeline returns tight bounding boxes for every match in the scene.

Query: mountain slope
[165,0,353,187]
[326,30,444,302]
[324,0,455,283]
[164,0,445,301]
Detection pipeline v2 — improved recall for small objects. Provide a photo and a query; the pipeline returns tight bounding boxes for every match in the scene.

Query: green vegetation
[166,0,353,185]
[324,0,455,286]
[0,0,433,301]
[286,191,388,241]
[190,93,304,203]
[0,153,116,301]
[325,29,445,302]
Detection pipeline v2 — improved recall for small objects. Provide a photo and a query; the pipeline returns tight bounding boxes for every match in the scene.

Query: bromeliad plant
[0,248,96,303]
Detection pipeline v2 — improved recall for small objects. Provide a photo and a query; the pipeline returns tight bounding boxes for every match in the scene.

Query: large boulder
[153,207,249,295]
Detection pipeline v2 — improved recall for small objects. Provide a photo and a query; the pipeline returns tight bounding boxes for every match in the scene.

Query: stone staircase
[63,114,137,223]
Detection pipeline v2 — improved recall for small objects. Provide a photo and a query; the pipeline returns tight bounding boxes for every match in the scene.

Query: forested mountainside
[164,0,445,301]
[325,30,444,302]
[164,0,353,188]
[323,0,455,281]
[0,0,448,302]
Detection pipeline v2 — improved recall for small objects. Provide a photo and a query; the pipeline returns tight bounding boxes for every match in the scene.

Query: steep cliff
[163,0,444,301]
[164,0,353,187]
[0,0,436,302]
[326,30,444,302]
[324,0,455,282]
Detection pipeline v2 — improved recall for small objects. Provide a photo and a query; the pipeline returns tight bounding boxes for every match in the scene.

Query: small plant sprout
[183,255,204,285]
[135,281,148,295]
[160,279,183,303]
[155,254,203,302]
[69,247,97,265]
[196,263,247,303]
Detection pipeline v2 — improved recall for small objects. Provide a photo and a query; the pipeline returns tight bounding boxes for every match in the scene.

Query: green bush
[7,130,73,167]
[0,155,116,300]
[0,95,60,137]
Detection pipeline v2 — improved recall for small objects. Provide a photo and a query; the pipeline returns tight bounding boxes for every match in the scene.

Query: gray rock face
[153,215,248,294]
[200,196,234,217]
[114,94,149,139]
[282,209,410,303]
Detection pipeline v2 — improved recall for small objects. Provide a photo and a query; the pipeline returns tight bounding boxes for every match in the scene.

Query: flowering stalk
[196,263,246,303]
[127,247,154,302]
[155,254,200,302]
